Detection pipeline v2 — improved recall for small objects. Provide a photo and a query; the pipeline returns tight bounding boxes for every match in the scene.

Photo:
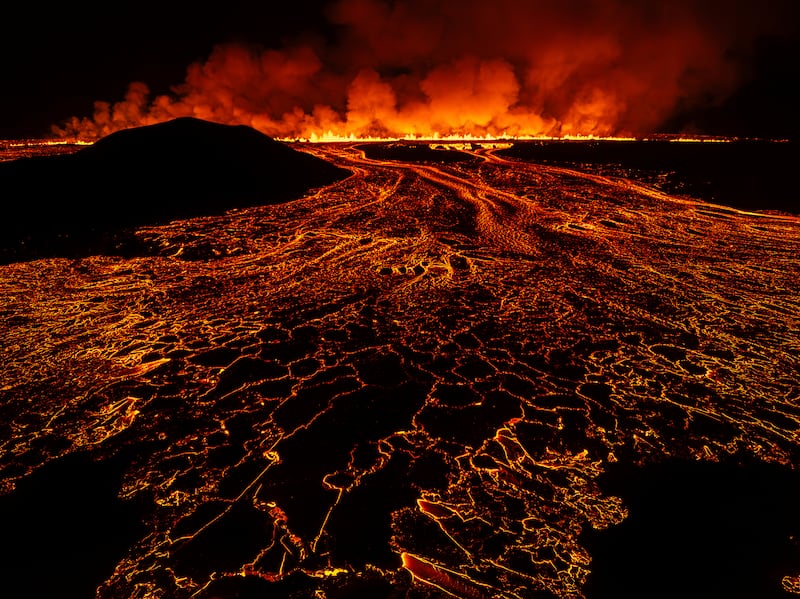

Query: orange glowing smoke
[54,0,793,140]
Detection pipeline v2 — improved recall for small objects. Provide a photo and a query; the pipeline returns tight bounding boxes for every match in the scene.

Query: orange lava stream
[1,141,799,597]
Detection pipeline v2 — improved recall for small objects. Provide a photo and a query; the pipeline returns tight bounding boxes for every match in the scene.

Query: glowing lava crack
[1,136,799,599]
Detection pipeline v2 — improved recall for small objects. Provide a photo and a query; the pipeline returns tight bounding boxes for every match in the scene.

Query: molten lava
[1,135,799,598]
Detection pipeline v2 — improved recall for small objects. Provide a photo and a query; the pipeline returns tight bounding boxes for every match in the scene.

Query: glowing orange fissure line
[37,134,743,146]
[281,133,737,143]
[5,139,93,147]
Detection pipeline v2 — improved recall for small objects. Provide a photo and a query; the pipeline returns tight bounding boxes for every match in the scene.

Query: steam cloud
[54,0,795,139]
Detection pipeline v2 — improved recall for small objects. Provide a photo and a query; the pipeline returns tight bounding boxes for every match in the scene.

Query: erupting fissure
[50,0,793,141]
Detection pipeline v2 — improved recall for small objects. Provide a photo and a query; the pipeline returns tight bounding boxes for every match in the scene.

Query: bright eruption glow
[52,0,791,141]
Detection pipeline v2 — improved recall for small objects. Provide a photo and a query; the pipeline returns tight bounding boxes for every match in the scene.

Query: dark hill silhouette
[0,117,350,262]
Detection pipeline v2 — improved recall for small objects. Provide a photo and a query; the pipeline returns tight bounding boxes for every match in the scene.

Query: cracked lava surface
[1,141,799,598]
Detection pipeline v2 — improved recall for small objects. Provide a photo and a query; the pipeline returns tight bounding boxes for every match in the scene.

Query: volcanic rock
[0,117,350,262]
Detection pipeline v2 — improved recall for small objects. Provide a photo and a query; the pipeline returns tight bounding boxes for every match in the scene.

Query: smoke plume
[54,0,797,139]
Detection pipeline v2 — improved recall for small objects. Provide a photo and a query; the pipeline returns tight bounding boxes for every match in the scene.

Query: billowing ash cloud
[54,0,796,139]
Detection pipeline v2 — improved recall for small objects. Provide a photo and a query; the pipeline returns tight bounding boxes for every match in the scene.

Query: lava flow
[1,139,799,598]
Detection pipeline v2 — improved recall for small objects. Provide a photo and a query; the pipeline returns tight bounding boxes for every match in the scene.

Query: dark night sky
[1,0,799,140]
